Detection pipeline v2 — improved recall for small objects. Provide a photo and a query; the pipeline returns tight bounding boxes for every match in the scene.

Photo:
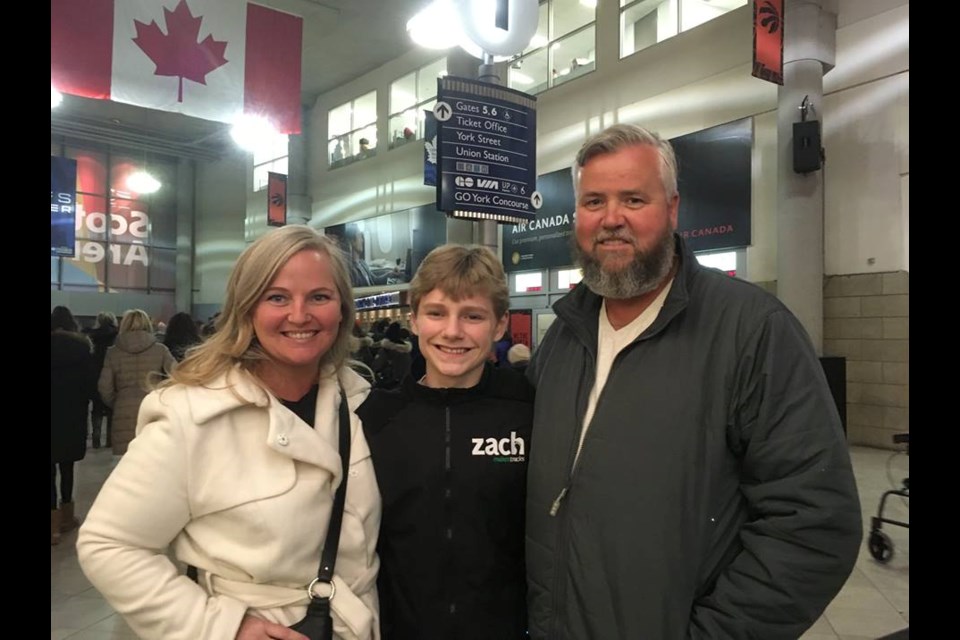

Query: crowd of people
[51,123,862,640]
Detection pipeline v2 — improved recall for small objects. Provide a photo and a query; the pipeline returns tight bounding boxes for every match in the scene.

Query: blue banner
[424,109,437,186]
[51,156,77,257]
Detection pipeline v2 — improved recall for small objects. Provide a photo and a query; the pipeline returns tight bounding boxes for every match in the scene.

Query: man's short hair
[572,123,678,200]
[409,244,510,319]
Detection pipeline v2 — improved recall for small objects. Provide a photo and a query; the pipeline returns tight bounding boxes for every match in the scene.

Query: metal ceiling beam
[51,114,227,162]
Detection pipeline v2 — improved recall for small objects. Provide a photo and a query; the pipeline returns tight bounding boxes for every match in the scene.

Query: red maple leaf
[132,0,229,103]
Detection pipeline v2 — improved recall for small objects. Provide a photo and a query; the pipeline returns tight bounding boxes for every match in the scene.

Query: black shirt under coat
[358,363,534,640]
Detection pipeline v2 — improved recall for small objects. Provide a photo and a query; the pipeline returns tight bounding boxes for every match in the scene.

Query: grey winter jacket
[525,234,862,640]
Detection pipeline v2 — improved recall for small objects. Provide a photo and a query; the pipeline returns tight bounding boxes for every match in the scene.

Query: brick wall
[823,272,909,449]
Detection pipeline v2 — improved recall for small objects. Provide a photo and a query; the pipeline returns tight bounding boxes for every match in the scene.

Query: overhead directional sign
[435,76,538,224]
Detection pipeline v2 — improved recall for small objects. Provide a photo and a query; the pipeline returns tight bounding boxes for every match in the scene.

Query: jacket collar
[179,364,369,473]
[184,363,369,425]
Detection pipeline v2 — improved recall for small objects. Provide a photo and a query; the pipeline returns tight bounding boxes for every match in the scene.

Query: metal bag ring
[306,577,336,601]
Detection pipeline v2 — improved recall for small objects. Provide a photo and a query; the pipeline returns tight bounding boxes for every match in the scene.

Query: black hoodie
[358,364,534,639]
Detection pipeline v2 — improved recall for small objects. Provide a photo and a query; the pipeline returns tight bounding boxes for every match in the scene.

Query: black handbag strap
[314,387,351,586]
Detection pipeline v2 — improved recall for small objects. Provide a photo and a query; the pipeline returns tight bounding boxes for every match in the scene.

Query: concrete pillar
[286,108,312,226]
[175,157,195,313]
[776,0,837,354]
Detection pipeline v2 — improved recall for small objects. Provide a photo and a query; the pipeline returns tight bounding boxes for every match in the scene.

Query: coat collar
[180,364,370,473]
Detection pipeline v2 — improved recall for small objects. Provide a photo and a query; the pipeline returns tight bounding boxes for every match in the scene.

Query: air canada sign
[501,169,576,274]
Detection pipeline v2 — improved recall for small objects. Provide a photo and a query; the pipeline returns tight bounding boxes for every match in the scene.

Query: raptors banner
[267,172,287,227]
[752,0,784,85]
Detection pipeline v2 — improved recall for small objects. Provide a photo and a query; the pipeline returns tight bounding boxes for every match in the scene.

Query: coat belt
[199,567,379,639]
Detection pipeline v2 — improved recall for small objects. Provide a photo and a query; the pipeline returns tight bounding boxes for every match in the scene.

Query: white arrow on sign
[530,191,543,209]
[434,101,452,122]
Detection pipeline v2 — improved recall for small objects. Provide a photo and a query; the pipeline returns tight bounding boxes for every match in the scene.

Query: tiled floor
[52,443,909,639]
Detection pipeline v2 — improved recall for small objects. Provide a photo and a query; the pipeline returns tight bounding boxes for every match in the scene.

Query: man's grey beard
[572,227,676,299]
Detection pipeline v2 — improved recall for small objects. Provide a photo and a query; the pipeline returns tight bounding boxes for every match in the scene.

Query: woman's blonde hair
[163,225,357,389]
[119,309,153,334]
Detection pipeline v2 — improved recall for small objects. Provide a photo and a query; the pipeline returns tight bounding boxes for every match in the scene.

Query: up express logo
[471,431,526,463]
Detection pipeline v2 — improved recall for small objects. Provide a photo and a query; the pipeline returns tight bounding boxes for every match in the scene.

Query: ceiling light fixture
[52,86,63,109]
[127,170,161,194]
[406,0,462,50]
[230,113,282,153]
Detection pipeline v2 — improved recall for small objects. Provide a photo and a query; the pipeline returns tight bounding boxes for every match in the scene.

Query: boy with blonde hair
[358,244,533,639]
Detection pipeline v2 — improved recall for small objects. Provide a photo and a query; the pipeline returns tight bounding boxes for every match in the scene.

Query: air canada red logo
[132,0,229,102]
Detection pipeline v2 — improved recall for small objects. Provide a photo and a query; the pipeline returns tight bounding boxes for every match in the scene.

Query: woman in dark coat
[163,311,202,362]
[51,305,96,545]
[88,312,118,448]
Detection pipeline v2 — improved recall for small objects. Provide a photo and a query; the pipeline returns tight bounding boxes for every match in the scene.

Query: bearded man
[524,124,862,640]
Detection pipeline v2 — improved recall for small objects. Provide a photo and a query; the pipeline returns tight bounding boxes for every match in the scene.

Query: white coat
[77,364,381,640]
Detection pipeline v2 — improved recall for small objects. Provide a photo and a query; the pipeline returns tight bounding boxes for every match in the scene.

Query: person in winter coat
[506,343,531,375]
[525,124,862,639]
[51,305,96,545]
[371,322,412,390]
[77,225,381,640]
[351,322,376,373]
[87,311,118,449]
[97,309,175,455]
[358,244,534,639]
[163,311,203,362]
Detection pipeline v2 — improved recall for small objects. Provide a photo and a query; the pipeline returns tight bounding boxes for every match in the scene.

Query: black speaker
[793,120,822,173]
[819,356,847,434]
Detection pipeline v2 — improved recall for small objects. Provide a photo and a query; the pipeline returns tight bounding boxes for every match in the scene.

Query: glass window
[150,247,178,290]
[61,241,108,287]
[552,0,595,39]
[76,195,109,242]
[52,143,178,297]
[328,90,379,167]
[253,156,288,192]
[417,58,446,101]
[620,0,744,59]
[681,0,746,31]
[66,148,107,195]
[557,268,583,289]
[391,72,418,113]
[515,272,544,293]
[507,1,595,96]
[106,243,150,290]
[252,135,289,193]
[108,198,150,243]
[328,103,353,138]
[695,250,737,275]
[148,203,178,249]
[551,26,596,87]
[388,58,447,149]
[508,48,549,94]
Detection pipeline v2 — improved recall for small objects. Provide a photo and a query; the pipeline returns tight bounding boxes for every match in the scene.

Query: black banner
[672,118,753,252]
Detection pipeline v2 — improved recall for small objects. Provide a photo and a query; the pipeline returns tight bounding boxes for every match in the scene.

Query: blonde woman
[78,226,381,639]
[97,309,175,455]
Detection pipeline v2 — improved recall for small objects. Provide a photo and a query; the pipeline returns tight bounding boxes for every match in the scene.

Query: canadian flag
[51,0,303,134]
